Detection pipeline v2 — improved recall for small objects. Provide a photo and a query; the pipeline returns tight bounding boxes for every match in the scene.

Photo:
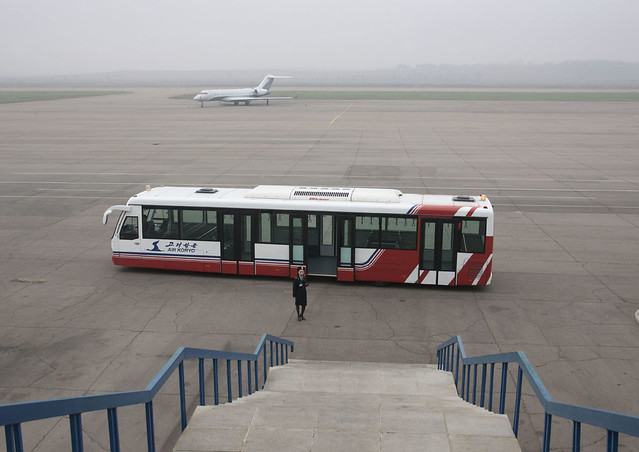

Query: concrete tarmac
[1,88,638,451]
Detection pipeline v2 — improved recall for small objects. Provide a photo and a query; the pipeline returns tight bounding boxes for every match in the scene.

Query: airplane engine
[253,88,267,96]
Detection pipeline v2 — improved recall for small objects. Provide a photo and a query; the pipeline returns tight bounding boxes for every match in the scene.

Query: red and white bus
[103,185,493,286]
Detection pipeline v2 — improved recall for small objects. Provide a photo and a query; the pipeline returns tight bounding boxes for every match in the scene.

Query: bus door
[336,216,355,281]
[420,219,456,285]
[290,214,306,276]
[221,212,255,275]
[112,206,142,267]
[307,214,337,276]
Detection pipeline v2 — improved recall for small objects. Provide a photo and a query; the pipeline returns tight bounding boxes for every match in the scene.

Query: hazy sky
[2,0,638,76]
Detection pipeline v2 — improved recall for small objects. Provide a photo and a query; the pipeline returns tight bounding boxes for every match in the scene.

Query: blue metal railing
[1,333,293,452]
[437,335,639,452]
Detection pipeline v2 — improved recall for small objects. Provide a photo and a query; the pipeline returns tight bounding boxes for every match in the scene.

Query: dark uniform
[293,272,308,320]
[293,275,307,307]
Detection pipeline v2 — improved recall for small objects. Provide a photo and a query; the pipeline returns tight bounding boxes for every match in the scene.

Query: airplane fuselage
[193,88,269,104]
[194,74,291,106]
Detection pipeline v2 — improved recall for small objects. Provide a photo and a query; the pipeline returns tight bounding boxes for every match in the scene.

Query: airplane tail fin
[257,74,292,91]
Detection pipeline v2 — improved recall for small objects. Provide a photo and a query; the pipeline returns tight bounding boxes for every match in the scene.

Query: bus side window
[259,212,272,243]
[204,209,218,241]
[385,217,417,249]
[273,213,289,244]
[182,209,204,239]
[355,216,380,248]
[182,208,217,241]
[459,220,486,253]
[142,207,179,239]
[119,216,139,240]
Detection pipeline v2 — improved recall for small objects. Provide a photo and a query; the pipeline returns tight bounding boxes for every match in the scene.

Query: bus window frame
[257,211,290,245]
[180,207,219,241]
[458,218,487,254]
[355,214,418,250]
[119,215,139,240]
[141,206,182,240]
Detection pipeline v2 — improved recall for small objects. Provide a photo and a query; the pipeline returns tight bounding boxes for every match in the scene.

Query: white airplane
[193,74,295,106]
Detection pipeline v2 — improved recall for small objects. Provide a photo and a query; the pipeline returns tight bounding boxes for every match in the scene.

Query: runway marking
[2,181,134,185]
[0,195,118,199]
[2,181,639,195]
[330,103,353,124]
[492,204,639,209]
[9,172,634,184]
[36,188,116,192]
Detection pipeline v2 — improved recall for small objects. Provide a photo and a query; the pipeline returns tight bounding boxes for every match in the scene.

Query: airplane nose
[193,95,201,101]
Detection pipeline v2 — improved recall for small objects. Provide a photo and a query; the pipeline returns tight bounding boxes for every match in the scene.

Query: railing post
[285,344,289,363]
[226,359,232,403]
[480,364,487,408]
[513,366,523,437]
[455,346,460,389]
[499,362,508,414]
[572,421,581,452]
[542,413,552,452]
[472,364,478,405]
[465,365,471,401]
[488,363,495,412]
[4,425,13,452]
[69,413,83,452]
[437,348,441,369]
[237,360,243,398]
[444,347,449,370]
[461,364,467,400]
[247,361,252,395]
[179,362,187,431]
[5,424,23,452]
[107,407,120,452]
[254,357,259,392]
[213,359,219,405]
[607,430,619,452]
[145,401,156,452]
[280,343,284,365]
[275,341,280,365]
[198,358,206,406]
[263,343,267,388]
[270,341,274,367]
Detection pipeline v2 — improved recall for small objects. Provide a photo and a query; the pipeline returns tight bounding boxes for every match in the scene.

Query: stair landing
[174,359,521,452]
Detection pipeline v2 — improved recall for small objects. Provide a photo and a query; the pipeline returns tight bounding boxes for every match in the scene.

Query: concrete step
[174,359,521,452]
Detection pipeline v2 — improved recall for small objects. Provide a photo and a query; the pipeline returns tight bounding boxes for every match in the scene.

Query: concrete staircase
[174,359,521,452]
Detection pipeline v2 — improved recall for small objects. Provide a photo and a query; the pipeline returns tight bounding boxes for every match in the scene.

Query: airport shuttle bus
[103,185,493,286]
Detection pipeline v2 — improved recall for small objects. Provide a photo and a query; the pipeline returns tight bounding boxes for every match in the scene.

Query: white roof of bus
[126,185,492,215]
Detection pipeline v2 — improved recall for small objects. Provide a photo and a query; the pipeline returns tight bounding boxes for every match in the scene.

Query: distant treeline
[172,91,639,102]
[4,61,639,88]
[0,91,129,104]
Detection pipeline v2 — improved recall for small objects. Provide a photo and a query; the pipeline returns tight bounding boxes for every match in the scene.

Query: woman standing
[293,267,309,321]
